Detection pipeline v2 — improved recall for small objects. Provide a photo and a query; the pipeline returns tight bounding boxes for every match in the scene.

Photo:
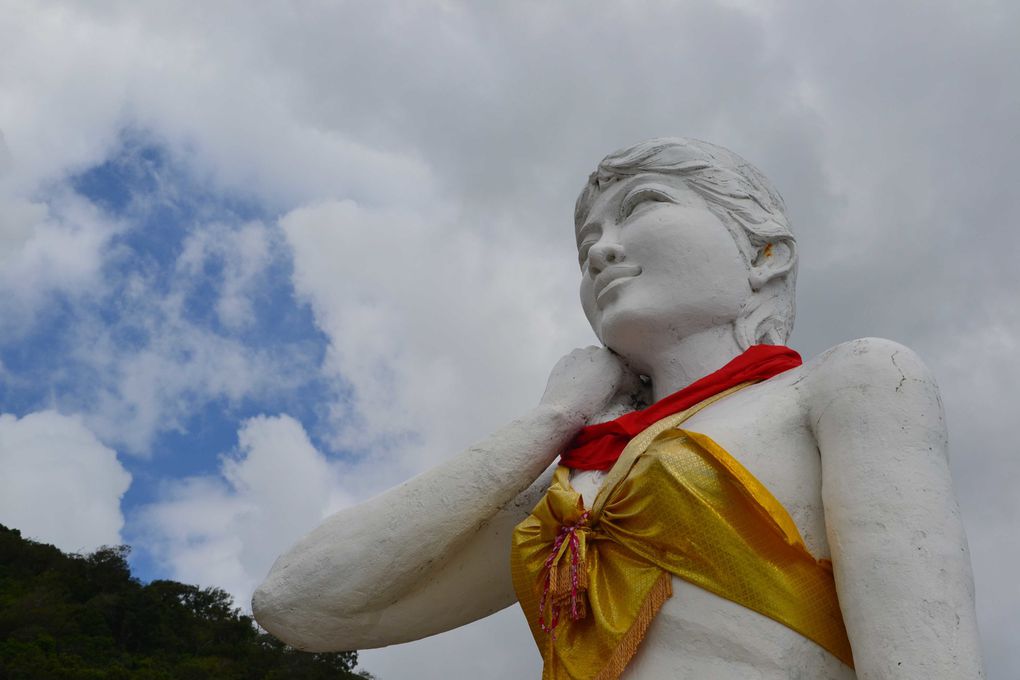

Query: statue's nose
[588,241,626,276]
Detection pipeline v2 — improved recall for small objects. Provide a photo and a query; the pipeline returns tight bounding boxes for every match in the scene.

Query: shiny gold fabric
[511,391,854,679]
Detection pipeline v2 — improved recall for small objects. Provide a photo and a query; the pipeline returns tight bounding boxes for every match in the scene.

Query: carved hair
[574,137,797,348]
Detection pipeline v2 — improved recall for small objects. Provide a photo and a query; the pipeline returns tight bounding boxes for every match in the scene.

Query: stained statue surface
[252,139,984,678]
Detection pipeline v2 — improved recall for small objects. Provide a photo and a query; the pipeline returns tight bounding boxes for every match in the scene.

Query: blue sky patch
[1,132,340,581]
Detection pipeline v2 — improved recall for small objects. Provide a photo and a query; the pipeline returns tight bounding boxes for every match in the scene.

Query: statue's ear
[749,237,796,291]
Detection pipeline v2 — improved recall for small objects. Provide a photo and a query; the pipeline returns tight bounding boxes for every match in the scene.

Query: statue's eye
[620,188,673,220]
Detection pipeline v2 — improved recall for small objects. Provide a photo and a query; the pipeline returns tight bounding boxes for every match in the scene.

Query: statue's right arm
[252,346,633,652]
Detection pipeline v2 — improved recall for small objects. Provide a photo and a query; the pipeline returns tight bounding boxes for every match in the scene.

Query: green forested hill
[0,525,371,679]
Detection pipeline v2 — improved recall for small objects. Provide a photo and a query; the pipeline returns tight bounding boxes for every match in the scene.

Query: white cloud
[38,215,315,457]
[0,192,110,283]
[176,220,273,330]
[0,179,122,339]
[0,410,131,552]
[70,289,306,456]
[280,199,586,489]
[0,3,436,211]
[137,414,351,606]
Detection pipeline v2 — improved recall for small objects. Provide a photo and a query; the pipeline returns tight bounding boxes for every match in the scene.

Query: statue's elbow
[252,571,366,652]
[252,577,315,649]
[251,580,274,627]
[251,578,298,644]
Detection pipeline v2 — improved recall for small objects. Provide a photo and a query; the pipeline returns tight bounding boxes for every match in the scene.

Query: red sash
[560,345,802,471]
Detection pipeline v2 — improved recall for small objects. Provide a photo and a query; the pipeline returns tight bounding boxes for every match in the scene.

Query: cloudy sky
[1,1,1017,677]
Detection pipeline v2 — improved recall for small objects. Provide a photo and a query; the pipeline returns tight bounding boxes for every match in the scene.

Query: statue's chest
[568,382,829,557]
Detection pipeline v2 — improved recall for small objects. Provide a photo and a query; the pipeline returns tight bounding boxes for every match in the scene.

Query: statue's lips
[594,264,642,303]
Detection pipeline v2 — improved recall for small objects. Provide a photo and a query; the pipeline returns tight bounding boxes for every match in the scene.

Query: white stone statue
[253,138,984,678]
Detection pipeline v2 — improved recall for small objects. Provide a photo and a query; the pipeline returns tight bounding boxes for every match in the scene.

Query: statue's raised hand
[539,346,642,426]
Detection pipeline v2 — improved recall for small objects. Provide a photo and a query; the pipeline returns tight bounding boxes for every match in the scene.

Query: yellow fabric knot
[533,483,592,632]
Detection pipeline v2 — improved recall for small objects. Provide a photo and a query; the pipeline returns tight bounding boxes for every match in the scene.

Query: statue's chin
[596,308,670,372]
[598,302,741,370]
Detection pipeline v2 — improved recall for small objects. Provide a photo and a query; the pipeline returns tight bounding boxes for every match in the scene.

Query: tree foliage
[0,525,371,679]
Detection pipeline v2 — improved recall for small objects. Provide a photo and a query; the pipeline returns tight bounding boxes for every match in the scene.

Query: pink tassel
[538,511,590,638]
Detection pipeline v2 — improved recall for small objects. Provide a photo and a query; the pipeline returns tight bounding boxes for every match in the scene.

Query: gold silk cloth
[510,386,854,679]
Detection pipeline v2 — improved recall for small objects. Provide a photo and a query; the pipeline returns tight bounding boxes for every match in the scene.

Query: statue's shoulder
[799,337,941,403]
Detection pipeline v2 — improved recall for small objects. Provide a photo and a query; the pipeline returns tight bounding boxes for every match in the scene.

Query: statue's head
[574,137,797,368]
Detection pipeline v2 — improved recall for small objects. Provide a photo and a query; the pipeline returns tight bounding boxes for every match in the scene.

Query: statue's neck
[643,326,744,402]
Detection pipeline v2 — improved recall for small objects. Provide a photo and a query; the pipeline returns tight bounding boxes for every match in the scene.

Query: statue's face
[577,173,752,367]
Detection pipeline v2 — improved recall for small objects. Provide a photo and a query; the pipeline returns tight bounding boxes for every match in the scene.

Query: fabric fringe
[549,555,589,617]
[593,571,673,680]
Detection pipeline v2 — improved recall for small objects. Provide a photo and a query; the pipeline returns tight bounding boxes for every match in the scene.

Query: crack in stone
[890,350,907,392]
